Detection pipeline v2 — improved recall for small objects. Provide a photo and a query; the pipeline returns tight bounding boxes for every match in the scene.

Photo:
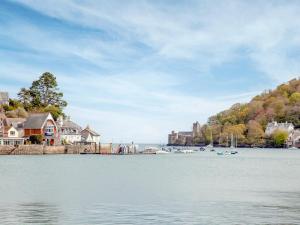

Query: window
[45,125,54,134]
[10,131,15,136]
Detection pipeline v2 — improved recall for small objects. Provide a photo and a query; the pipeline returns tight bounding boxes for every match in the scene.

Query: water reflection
[1,199,300,224]
[0,202,61,224]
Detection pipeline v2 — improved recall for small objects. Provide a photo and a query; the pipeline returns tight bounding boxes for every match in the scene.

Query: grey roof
[24,113,53,129]
[81,125,100,137]
[62,119,82,131]
[4,117,26,128]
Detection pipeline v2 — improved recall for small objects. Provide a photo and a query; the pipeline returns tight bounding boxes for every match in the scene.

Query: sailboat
[230,134,238,154]
[206,131,215,151]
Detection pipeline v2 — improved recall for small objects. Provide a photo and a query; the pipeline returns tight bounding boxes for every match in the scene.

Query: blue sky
[1,0,300,143]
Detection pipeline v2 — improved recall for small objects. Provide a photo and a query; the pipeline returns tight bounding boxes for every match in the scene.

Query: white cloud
[2,0,300,142]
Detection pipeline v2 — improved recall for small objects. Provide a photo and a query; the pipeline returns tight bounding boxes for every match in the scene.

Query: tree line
[193,78,300,147]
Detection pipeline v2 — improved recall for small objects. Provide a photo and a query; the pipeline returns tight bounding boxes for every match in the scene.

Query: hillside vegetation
[194,78,300,147]
[1,72,67,120]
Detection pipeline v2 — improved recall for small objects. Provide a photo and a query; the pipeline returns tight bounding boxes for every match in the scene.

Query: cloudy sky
[1,0,300,143]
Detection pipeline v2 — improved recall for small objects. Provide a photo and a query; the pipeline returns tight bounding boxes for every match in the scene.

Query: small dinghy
[199,147,206,151]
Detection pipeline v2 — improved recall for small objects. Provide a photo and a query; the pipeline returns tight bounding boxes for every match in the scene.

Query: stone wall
[0,145,15,155]
[0,144,100,155]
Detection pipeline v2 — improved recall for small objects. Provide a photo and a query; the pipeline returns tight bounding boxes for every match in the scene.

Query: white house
[57,116,82,144]
[81,125,100,144]
[0,126,24,146]
[265,121,294,136]
[0,115,25,146]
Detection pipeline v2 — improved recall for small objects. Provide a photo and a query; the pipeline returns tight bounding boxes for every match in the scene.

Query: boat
[230,134,239,154]
[180,149,194,154]
[289,146,298,150]
[143,147,159,154]
[155,149,170,154]
[217,151,223,155]
[206,131,215,151]
[174,149,194,154]
[174,149,184,153]
[199,147,206,151]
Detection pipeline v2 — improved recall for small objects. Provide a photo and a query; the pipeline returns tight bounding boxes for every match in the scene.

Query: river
[0,148,300,224]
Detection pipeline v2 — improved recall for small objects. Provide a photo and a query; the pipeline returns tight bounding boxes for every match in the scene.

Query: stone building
[192,121,201,137]
[168,131,178,145]
[168,130,193,145]
[168,121,201,145]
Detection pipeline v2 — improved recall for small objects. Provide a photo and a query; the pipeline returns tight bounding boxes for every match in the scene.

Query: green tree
[289,92,300,104]
[18,72,67,118]
[272,130,288,147]
[18,88,32,110]
[30,72,67,108]
[43,105,63,120]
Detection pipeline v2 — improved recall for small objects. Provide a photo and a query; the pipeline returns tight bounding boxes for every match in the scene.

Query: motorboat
[181,149,194,154]
[174,149,184,153]
[174,149,194,154]
[217,151,223,155]
[230,150,238,154]
[155,149,170,154]
[199,147,206,151]
[143,147,159,154]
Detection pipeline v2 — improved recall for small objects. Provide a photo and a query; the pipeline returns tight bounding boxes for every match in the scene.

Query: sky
[1,0,300,143]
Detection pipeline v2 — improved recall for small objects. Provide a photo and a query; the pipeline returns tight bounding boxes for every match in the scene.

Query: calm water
[1,148,300,224]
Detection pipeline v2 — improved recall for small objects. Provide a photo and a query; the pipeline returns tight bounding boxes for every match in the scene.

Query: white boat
[143,147,159,154]
[174,149,194,154]
[174,149,184,153]
[155,149,170,154]
[181,149,194,154]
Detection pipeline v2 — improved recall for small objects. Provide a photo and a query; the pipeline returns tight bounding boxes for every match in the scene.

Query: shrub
[272,130,288,147]
[29,135,43,144]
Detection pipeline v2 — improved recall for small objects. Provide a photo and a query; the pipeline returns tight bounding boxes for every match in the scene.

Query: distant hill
[195,78,300,146]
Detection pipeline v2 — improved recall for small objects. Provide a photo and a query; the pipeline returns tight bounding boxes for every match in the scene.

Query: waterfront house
[0,125,24,146]
[24,113,58,145]
[290,129,300,148]
[265,121,294,136]
[81,125,100,144]
[0,92,9,105]
[0,114,25,145]
[57,116,82,144]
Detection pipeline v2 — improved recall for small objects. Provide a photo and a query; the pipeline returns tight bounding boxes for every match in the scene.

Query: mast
[231,134,234,148]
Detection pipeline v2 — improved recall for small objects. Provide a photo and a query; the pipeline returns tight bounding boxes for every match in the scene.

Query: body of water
[0,148,300,224]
